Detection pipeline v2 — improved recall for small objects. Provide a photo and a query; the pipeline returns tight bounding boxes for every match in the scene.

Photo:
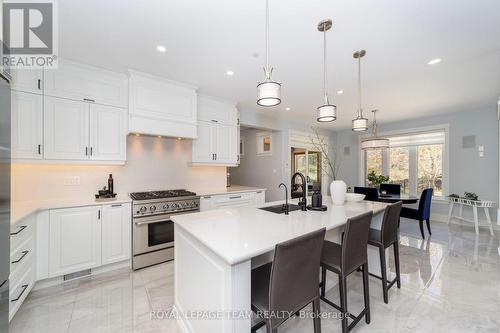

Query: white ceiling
[59,0,500,130]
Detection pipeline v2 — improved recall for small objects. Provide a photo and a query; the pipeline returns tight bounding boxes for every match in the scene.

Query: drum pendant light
[352,50,369,131]
[316,19,336,122]
[361,110,389,150]
[257,0,281,107]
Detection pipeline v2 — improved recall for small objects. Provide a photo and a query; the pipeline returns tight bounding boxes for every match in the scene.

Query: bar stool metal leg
[320,267,326,297]
[312,297,321,333]
[393,242,401,289]
[362,263,370,324]
[379,246,389,303]
[339,277,348,333]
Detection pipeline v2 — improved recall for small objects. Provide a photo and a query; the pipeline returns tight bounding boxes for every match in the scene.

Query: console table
[447,197,495,235]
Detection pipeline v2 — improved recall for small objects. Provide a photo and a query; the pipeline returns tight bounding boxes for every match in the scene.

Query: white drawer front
[10,236,34,284]
[10,220,34,253]
[9,266,34,321]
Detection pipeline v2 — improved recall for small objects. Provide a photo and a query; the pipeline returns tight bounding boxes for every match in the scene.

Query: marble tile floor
[9,219,500,333]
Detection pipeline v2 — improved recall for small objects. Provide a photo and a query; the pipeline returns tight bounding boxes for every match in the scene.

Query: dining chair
[251,228,326,333]
[400,188,433,238]
[320,211,373,333]
[367,201,402,303]
[379,183,401,196]
[354,187,379,201]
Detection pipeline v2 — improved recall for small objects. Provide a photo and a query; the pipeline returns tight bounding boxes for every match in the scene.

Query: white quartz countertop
[172,198,388,265]
[195,185,266,197]
[11,196,132,225]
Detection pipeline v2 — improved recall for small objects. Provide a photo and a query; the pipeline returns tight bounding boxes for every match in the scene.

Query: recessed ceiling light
[285,107,291,111]
[226,70,234,76]
[427,58,442,65]
[157,45,166,53]
[337,90,344,94]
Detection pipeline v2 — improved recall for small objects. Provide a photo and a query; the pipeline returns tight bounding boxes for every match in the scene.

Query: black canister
[312,191,322,208]
[108,174,114,194]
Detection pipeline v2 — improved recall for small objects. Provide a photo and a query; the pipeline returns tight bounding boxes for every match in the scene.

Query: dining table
[377,193,419,204]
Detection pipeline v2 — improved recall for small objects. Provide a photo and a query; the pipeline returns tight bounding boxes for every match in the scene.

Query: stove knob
[163,204,169,210]
[171,203,178,209]
[150,205,156,212]
[139,206,147,214]
[183,202,189,207]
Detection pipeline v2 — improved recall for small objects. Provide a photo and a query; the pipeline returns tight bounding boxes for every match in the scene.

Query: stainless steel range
[130,190,200,270]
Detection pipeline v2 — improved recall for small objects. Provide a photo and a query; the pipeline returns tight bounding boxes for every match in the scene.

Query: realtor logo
[1,0,58,68]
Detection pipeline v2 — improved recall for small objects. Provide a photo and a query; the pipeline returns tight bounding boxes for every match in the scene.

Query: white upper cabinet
[89,104,127,161]
[128,70,197,138]
[11,91,43,159]
[215,124,237,164]
[44,60,128,108]
[197,94,237,125]
[101,203,131,265]
[192,95,238,166]
[43,96,89,160]
[192,122,215,163]
[43,96,127,162]
[11,69,43,94]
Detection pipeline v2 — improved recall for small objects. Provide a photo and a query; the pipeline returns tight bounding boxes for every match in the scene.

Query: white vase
[330,180,347,205]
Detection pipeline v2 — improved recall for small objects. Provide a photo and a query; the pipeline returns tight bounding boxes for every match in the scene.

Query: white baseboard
[33,260,131,291]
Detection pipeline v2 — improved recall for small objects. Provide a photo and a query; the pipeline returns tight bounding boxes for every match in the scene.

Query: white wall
[230,129,284,202]
[11,135,227,201]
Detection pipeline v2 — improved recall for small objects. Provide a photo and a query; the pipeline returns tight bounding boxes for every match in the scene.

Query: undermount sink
[259,204,302,214]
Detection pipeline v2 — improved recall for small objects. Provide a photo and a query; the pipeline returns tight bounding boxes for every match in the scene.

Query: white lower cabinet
[10,216,36,321]
[101,203,131,265]
[47,203,131,278]
[49,206,102,277]
[200,190,266,211]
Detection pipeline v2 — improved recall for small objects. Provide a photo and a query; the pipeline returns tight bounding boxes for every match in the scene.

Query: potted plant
[367,170,389,189]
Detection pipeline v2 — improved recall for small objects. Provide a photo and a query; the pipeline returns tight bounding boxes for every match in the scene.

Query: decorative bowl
[345,193,366,202]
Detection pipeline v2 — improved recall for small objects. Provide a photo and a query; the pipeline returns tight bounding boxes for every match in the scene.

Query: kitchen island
[172,198,389,333]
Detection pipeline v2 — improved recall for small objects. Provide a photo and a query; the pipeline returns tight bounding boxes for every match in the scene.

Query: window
[417,144,443,196]
[389,147,410,194]
[363,129,447,197]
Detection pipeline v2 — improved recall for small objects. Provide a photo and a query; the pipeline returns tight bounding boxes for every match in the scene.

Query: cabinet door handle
[111,204,122,207]
[85,147,88,156]
[37,79,41,90]
[237,155,239,161]
[98,210,101,220]
[215,153,217,160]
[10,225,27,236]
[211,119,218,123]
[203,196,211,199]
[38,144,41,155]
[229,195,242,199]
[11,284,28,302]
[90,147,93,156]
[11,250,29,264]
[83,98,95,103]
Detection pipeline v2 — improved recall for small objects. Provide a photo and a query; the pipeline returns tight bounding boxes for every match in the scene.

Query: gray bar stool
[320,211,373,333]
[367,201,403,303]
[251,228,326,333]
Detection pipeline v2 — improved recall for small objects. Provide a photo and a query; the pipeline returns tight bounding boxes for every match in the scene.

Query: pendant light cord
[265,0,270,78]
[323,23,329,104]
[357,55,362,117]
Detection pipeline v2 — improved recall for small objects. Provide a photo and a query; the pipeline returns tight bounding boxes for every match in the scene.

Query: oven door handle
[134,218,171,226]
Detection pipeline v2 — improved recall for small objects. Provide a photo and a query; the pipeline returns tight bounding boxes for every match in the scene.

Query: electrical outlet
[63,176,80,186]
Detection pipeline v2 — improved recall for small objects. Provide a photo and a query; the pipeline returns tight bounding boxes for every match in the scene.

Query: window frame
[359,124,449,199]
